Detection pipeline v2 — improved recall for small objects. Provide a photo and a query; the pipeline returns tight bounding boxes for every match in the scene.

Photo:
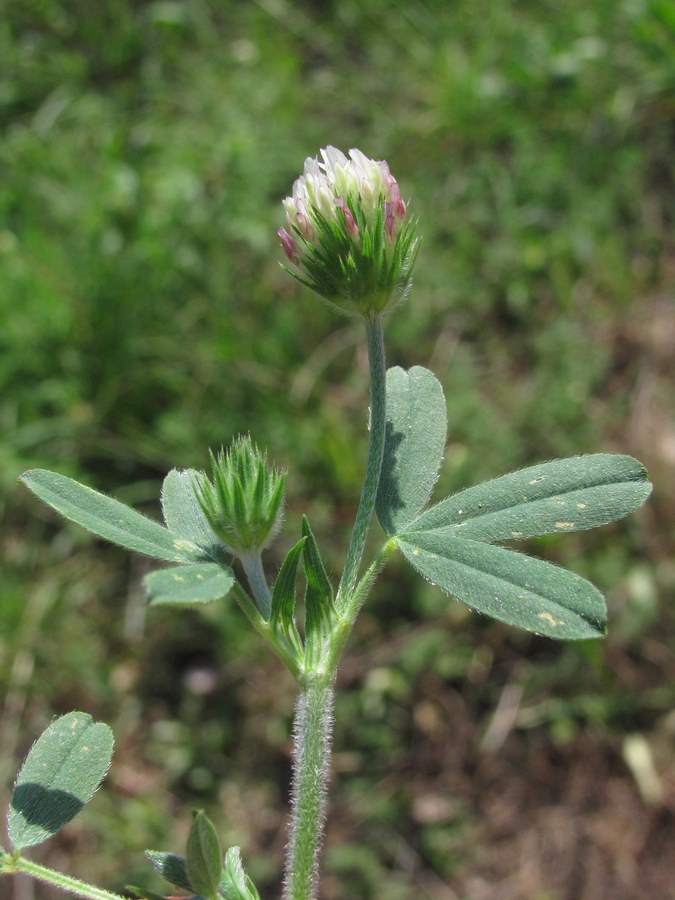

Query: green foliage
[398,531,606,639]
[8,712,114,850]
[160,469,229,562]
[146,820,260,900]
[21,470,208,563]
[406,454,653,541]
[186,810,223,899]
[220,846,261,900]
[21,468,237,612]
[376,366,447,535]
[377,373,650,638]
[145,850,193,893]
[145,563,235,608]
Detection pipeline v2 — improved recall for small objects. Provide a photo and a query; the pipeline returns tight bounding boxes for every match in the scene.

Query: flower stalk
[336,316,387,611]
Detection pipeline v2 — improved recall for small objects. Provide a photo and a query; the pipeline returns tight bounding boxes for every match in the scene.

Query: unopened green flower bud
[195,436,286,556]
[278,146,418,319]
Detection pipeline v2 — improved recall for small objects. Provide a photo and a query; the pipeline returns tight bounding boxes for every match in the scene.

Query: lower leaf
[8,712,114,850]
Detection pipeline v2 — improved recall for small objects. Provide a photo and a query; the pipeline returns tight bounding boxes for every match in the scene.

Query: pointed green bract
[186,810,223,899]
[195,438,286,555]
[302,517,335,671]
[145,850,193,892]
[8,711,114,850]
[220,846,261,900]
[270,538,305,661]
[406,454,652,543]
[21,469,205,564]
[161,469,228,561]
[145,562,235,607]
[398,531,606,639]
[376,366,447,535]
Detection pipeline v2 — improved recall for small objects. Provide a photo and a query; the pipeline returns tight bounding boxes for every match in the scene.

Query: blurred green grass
[1,0,674,897]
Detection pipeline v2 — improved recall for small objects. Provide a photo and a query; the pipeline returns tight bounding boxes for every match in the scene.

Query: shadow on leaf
[10,783,84,847]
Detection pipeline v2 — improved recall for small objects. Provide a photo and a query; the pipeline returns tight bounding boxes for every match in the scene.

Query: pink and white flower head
[278,147,418,318]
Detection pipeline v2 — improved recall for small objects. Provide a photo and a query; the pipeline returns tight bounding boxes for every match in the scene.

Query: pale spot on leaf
[173,538,197,551]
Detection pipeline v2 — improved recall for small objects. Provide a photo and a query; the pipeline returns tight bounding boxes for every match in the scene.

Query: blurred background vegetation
[1,0,674,897]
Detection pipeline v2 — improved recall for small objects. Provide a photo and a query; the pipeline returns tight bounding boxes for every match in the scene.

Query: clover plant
[1,147,652,899]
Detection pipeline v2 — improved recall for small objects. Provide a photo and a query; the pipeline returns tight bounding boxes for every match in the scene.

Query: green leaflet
[8,712,114,850]
[145,562,235,606]
[220,846,261,900]
[398,531,606,640]
[161,468,228,561]
[21,469,206,564]
[376,366,447,535]
[186,810,222,899]
[406,454,652,543]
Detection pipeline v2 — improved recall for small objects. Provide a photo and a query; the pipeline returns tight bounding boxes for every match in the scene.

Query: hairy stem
[336,317,387,612]
[1,853,126,900]
[283,677,334,900]
[327,537,397,675]
[284,316,387,898]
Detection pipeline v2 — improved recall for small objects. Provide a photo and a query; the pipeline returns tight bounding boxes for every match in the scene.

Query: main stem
[283,316,388,899]
[336,316,387,612]
[283,677,334,900]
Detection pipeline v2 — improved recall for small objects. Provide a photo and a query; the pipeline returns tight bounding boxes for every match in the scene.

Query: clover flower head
[278,147,418,318]
[194,436,286,556]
